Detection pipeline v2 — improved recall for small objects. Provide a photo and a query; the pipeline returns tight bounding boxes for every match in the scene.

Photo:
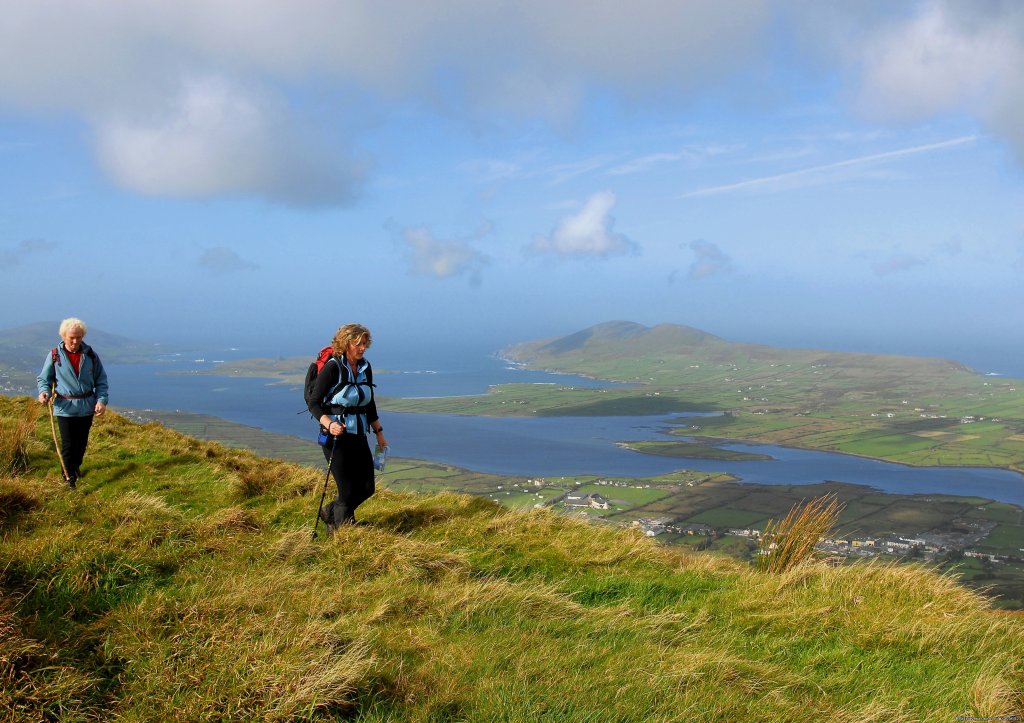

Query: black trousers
[56,414,94,477]
[322,433,375,524]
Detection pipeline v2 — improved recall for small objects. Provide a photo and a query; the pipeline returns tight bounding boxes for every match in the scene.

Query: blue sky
[1,1,1022,368]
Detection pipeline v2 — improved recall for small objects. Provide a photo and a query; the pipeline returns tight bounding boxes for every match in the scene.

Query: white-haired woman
[37,318,109,488]
[306,323,388,529]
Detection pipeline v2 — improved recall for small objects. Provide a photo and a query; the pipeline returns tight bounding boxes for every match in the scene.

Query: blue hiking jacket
[307,356,377,435]
[325,357,375,435]
[37,342,109,417]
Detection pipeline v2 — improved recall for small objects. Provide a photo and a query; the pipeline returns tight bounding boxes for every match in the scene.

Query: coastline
[116,405,1023,511]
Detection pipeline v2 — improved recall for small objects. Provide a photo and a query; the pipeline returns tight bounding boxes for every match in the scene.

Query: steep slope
[1,395,1021,720]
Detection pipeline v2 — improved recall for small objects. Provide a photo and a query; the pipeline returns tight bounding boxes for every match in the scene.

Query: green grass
[3,395,1022,720]
[688,507,768,528]
[573,482,669,506]
[977,524,1024,552]
[621,439,771,461]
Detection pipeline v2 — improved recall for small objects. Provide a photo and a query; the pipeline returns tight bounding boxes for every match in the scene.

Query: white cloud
[94,76,365,206]
[528,191,638,259]
[198,247,259,274]
[688,239,734,279]
[844,1,1024,163]
[402,227,488,283]
[0,1,775,205]
[607,151,693,177]
[606,143,740,177]
[681,136,976,198]
[0,238,56,268]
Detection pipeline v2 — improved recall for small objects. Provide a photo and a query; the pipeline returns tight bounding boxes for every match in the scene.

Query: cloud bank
[1,0,1024,205]
[851,1,1024,163]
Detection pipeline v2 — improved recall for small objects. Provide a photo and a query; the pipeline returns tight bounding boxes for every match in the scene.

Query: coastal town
[499,476,1023,570]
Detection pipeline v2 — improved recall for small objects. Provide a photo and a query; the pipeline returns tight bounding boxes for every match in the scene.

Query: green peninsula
[384,321,1024,474]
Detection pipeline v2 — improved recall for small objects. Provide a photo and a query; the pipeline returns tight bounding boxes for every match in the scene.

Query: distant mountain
[0,321,169,370]
[500,320,972,378]
[526,321,721,357]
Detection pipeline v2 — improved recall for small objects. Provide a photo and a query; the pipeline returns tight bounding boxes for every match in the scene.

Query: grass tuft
[199,505,262,535]
[757,493,844,574]
[0,594,103,721]
[0,400,40,476]
[0,477,41,526]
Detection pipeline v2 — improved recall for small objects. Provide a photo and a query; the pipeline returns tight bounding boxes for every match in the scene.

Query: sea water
[100,349,1024,507]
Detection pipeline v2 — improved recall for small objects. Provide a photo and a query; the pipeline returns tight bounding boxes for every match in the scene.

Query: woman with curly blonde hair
[306,323,388,530]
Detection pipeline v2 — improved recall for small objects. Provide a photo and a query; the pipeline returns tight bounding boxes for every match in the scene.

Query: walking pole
[47,382,70,483]
[311,439,336,541]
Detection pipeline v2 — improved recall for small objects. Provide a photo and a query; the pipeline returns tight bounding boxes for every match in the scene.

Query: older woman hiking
[307,323,388,531]
[37,317,109,488]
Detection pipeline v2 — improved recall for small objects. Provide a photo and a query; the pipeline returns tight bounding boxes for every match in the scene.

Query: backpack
[302,345,336,411]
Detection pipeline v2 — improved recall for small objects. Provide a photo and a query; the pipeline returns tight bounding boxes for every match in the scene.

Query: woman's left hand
[95,401,106,416]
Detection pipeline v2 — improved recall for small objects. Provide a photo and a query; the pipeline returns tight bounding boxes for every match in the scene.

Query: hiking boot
[66,475,77,489]
[319,502,337,535]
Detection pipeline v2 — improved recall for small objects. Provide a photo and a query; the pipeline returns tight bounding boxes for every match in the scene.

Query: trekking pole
[311,439,336,541]
[47,382,70,483]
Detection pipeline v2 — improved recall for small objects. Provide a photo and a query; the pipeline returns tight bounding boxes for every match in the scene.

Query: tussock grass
[0,476,41,525]
[105,566,377,721]
[757,493,843,573]
[0,399,40,476]
[202,443,316,500]
[199,505,263,535]
[0,592,102,722]
[1,395,1022,720]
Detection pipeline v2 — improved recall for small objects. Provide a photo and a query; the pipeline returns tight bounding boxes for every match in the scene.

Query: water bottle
[373,444,389,471]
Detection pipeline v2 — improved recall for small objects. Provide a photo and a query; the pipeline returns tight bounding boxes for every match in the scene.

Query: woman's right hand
[328,420,345,436]
[38,391,49,404]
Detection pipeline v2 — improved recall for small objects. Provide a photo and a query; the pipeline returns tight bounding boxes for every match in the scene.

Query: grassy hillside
[2,396,1022,721]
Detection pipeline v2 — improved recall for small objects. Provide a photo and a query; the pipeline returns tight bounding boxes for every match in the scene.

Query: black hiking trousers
[322,433,375,524]
[56,414,94,479]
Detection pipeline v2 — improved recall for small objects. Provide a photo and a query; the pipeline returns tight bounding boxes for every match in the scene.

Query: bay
[105,352,1024,507]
